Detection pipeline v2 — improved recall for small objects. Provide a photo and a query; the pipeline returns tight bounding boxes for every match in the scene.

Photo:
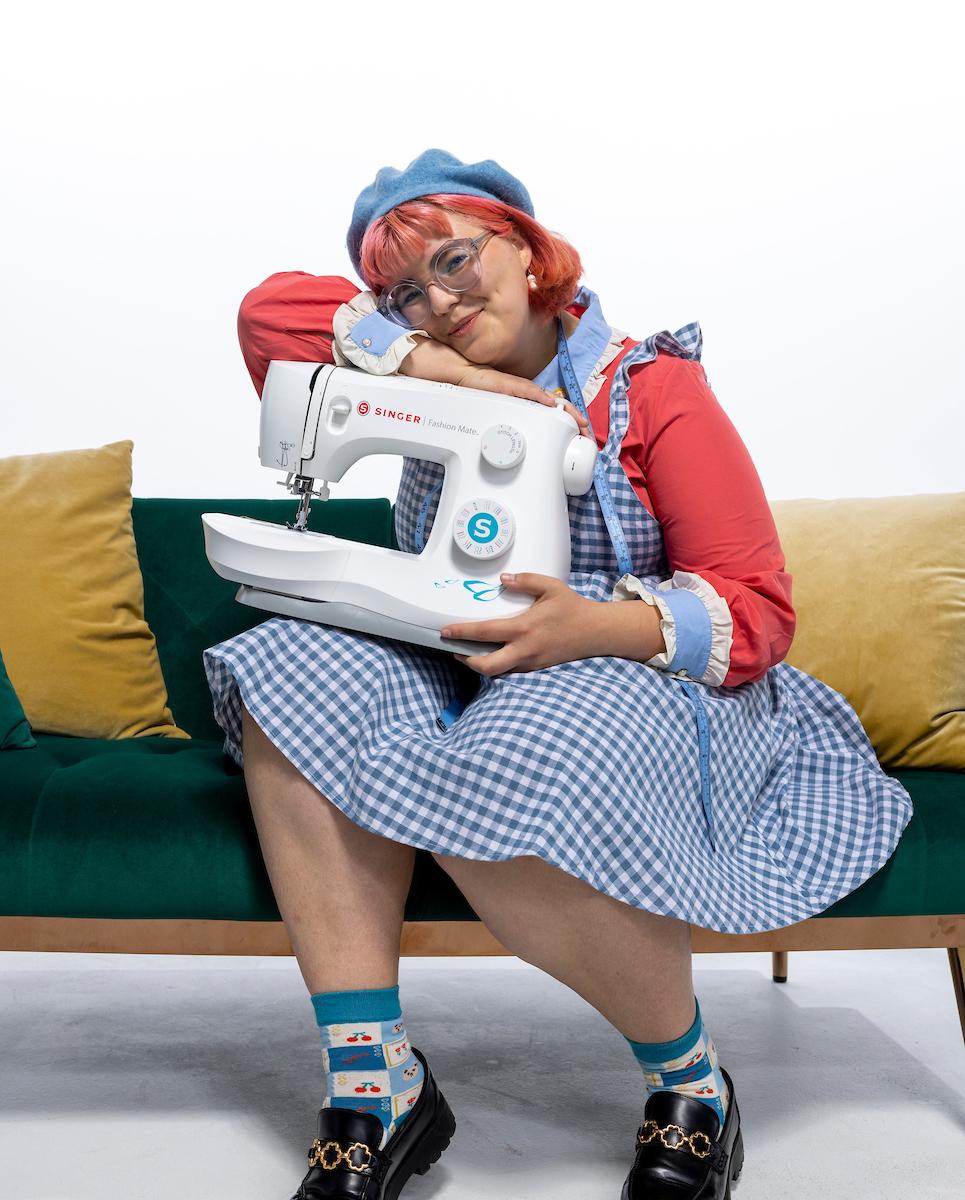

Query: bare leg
[241,706,414,995]
[242,705,693,1042]
[434,853,695,1044]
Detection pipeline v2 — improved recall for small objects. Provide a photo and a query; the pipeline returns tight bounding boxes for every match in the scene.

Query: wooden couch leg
[772,950,788,983]
[948,948,965,1050]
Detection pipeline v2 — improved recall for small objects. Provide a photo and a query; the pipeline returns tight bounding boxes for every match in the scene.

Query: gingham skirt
[204,338,912,935]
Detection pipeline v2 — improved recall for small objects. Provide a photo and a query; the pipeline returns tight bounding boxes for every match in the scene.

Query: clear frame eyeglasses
[377,231,496,330]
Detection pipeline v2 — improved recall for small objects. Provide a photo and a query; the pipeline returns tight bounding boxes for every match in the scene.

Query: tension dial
[481,424,526,468]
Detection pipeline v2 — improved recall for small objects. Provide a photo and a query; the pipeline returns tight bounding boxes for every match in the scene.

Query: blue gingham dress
[204,334,912,936]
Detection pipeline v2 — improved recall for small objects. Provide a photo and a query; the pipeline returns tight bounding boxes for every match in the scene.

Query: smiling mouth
[449,310,481,338]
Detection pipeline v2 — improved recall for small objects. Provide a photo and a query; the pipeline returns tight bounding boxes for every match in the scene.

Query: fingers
[441,576,562,676]
[498,572,554,596]
[442,618,514,646]
[528,390,590,435]
[402,353,592,436]
[562,400,592,434]
[470,370,554,405]
[439,576,552,648]
[456,645,525,676]
[457,368,589,429]
[398,348,590,432]
[440,615,526,674]
[530,391,589,433]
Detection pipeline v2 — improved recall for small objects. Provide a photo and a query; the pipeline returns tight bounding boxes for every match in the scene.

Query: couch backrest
[131,498,394,741]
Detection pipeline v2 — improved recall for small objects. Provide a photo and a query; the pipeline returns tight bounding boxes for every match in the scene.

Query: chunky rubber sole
[384,1095,457,1200]
[725,1131,745,1196]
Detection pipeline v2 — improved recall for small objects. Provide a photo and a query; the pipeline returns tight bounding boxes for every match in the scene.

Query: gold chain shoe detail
[309,1139,377,1173]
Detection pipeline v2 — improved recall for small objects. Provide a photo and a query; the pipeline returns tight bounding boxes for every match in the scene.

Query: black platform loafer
[291,1049,455,1200]
[621,1069,744,1199]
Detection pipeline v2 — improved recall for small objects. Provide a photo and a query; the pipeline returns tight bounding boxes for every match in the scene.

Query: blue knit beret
[347,148,534,279]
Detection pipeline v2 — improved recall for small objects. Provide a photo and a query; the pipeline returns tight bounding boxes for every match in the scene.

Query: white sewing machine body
[202,362,597,656]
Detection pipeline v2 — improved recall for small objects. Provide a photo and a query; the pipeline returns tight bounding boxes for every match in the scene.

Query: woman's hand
[398,339,590,436]
[441,574,667,676]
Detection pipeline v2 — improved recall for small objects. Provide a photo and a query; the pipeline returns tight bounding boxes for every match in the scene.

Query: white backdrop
[1,0,962,503]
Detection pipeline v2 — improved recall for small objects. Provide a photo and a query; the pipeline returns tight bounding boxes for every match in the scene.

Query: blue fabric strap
[678,681,715,850]
[418,469,475,728]
[414,478,443,554]
[436,695,467,732]
[533,288,613,397]
[556,320,633,578]
[436,673,479,732]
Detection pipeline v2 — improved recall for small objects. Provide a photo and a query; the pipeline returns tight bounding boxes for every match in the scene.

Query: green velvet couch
[2,499,964,1046]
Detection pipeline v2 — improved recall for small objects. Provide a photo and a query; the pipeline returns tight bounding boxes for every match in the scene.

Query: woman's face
[390,214,543,374]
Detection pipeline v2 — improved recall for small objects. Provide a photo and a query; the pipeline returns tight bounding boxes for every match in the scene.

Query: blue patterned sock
[627,1001,730,1126]
[311,986,425,1146]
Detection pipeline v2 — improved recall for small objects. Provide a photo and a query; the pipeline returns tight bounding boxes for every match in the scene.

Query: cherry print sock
[311,986,425,1145]
[626,1000,730,1126]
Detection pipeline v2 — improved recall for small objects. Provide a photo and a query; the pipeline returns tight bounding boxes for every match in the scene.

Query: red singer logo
[357,402,369,415]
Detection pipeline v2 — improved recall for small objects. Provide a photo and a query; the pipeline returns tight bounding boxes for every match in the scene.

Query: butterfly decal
[463,581,505,602]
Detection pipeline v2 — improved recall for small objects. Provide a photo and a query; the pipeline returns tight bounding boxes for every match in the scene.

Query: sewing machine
[202,362,598,656]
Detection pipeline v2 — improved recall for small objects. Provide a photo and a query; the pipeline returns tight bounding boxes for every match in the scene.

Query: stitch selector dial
[452,499,516,559]
[481,424,526,468]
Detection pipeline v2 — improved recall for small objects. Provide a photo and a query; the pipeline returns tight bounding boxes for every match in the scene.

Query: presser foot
[280,475,330,531]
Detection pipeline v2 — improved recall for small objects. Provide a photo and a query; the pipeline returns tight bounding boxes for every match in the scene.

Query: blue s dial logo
[452,498,516,559]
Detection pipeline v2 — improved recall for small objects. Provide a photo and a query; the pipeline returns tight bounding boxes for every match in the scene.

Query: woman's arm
[237,272,361,397]
[400,340,568,405]
[618,353,795,687]
[238,273,573,412]
[442,571,667,674]
[444,351,793,682]
[333,290,584,412]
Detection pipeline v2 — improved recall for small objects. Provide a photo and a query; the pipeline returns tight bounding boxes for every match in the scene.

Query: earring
[527,271,538,291]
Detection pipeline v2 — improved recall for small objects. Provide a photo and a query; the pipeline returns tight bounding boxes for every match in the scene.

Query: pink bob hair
[358,195,583,320]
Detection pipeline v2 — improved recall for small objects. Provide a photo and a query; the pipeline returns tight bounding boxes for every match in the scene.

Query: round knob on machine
[562,434,598,496]
[481,423,526,468]
[452,499,516,559]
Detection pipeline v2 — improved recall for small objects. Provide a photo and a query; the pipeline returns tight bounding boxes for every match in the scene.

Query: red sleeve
[237,272,361,397]
[612,351,795,686]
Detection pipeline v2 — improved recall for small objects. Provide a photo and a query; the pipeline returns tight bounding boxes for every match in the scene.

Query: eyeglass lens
[381,236,488,328]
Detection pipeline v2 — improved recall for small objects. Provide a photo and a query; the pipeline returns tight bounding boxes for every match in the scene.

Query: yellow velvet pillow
[770,493,965,770]
[0,441,188,740]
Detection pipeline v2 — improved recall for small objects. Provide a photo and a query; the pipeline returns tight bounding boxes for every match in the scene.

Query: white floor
[1,948,963,1200]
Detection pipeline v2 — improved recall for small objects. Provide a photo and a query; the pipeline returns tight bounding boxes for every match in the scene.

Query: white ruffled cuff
[612,571,732,686]
[332,291,429,375]
[612,575,678,673]
[665,571,732,686]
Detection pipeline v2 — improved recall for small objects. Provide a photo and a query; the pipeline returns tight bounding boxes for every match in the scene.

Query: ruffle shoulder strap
[612,322,704,393]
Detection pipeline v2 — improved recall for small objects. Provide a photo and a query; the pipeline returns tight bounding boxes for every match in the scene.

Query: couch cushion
[0,733,474,923]
[0,738,961,924]
[131,497,394,741]
[0,735,277,920]
[0,443,187,740]
[771,493,965,770]
[819,770,965,918]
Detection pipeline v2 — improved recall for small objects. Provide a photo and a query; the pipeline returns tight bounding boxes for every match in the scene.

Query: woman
[206,150,912,1200]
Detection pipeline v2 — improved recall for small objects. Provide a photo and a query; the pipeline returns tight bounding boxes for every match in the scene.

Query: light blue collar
[533,286,613,396]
